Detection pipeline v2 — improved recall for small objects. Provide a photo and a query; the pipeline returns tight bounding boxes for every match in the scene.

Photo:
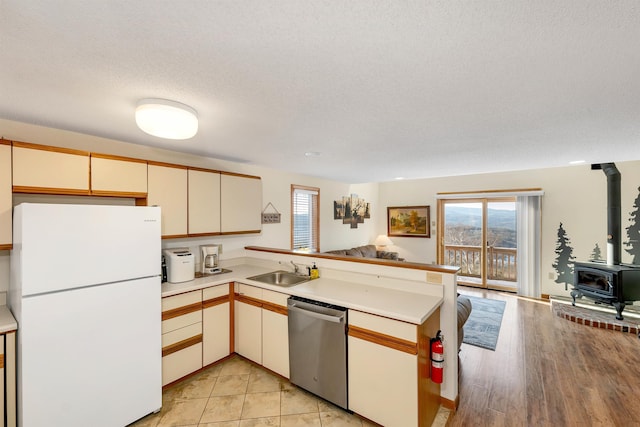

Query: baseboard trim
[440,394,459,410]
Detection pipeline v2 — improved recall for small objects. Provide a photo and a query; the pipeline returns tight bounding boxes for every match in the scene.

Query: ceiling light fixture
[135,98,198,140]
[569,160,586,165]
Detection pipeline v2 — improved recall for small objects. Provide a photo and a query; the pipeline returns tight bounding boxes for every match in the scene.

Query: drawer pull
[162,334,203,357]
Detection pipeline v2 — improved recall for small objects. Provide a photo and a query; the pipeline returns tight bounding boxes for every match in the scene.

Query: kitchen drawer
[162,290,202,312]
[261,289,289,306]
[349,310,416,342]
[162,343,203,386]
[203,284,229,301]
[235,283,262,299]
[162,311,202,335]
[162,322,202,348]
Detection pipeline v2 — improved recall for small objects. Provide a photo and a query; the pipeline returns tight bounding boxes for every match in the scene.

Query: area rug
[462,296,506,351]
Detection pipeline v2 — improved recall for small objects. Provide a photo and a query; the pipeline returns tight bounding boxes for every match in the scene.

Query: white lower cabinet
[161,290,203,386]
[349,334,418,426]
[348,308,441,427]
[261,289,290,378]
[233,284,290,378]
[234,284,263,364]
[0,331,17,427]
[202,285,231,366]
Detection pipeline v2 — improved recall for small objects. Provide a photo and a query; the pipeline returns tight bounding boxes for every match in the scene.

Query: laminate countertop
[162,263,442,325]
[0,305,18,333]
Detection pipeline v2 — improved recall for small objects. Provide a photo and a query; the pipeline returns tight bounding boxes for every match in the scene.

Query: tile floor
[129,355,450,427]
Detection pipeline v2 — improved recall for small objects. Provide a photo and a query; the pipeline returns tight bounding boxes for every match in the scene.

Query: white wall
[378,162,640,297]
[5,118,639,299]
[0,119,382,291]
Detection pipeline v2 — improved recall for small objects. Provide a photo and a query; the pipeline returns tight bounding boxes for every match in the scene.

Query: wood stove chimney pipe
[591,163,621,265]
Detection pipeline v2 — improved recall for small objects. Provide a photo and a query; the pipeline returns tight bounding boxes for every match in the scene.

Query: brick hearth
[551,299,640,336]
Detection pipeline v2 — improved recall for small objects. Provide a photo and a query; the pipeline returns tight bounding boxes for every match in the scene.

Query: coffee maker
[201,245,221,274]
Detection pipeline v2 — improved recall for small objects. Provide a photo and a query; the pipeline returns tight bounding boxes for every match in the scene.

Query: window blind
[292,186,319,251]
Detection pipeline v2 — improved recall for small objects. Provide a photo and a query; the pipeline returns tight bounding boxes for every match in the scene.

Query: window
[291,185,319,251]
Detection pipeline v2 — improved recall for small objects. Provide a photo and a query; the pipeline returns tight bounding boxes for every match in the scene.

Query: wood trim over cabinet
[348,324,418,355]
[161,234,190,240]
[234,293,263,308]
[12,186,91,196]
[147,160,189,169]
[219,170,261,180]
[89,190,148,198]
[162,334,203,357]
[203,295,229,309]
[11,140,90,156]
[161,302,203,321]
[261,301,288,316]
[0,138,11,146]
[220,230,261,236]
[229,283,235,354]
[90,153,147,163]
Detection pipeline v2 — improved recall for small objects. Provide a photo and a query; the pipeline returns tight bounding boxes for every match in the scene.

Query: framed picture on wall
[387,205,430,238]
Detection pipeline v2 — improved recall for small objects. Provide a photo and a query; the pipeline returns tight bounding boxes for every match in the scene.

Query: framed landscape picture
[387,205,430,238]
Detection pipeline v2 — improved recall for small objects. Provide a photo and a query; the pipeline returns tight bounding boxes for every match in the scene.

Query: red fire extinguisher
[430,330,444,384]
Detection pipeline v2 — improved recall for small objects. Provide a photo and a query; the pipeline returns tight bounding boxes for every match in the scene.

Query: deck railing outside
[444,244,517,282]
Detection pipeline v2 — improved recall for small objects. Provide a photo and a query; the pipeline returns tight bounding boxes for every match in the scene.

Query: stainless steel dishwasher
[287,296,348,409]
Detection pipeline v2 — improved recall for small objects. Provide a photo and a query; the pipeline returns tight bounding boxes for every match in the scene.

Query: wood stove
[572,262,640,320]
[571,163,640,320]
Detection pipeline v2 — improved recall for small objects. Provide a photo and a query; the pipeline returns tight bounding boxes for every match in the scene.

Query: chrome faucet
[290,261,300,274]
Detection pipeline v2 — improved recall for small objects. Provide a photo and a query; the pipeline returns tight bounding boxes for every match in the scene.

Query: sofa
[457,294,472,351]
[324,244,401,260]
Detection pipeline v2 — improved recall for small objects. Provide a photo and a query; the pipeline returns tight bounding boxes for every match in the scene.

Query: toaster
[162,248,195,283]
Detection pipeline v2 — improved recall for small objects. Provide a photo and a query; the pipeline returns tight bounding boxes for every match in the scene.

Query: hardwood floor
[448,287,640,427]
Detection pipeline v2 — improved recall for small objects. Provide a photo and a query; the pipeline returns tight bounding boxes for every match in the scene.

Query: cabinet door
[348,336,418,426]
[188,169,221,235]
[12,142,90,194]
[220,174,262,233]
[90,154,147,197]
[348,310,419,426]
[234,284,262,364]
[148,163,188,238]
[0,142,11,249]
[262,310,289,378]
[234,301,262,364]
[202,285,230,366]
[261,289,289,378]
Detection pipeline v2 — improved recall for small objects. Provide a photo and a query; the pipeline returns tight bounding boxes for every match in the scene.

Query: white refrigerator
[9,203,163,427]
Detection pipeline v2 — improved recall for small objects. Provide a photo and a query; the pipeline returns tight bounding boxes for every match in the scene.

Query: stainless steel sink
[247,270,310,287]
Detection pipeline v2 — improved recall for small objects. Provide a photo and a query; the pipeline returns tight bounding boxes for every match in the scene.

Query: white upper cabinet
[12,141,90,194]
[0,141,11,249]
[147,163,188,238]
[221,173,262,234]
[90,154,147,197]
[188,169,221,235]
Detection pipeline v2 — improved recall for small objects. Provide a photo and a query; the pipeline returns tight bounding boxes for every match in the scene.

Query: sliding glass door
[439,198,517,291]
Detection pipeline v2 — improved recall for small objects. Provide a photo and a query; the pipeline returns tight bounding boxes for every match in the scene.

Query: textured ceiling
[1,1,639,183]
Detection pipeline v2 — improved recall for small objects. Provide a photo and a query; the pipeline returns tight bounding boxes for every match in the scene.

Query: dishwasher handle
[288,304,345,324]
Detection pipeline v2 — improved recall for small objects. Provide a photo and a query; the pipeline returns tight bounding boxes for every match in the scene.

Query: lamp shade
[374,234,393,247]
[135,98,198,140]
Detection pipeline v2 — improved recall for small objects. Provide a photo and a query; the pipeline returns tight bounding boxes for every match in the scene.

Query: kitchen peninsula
[161,247,459,427]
